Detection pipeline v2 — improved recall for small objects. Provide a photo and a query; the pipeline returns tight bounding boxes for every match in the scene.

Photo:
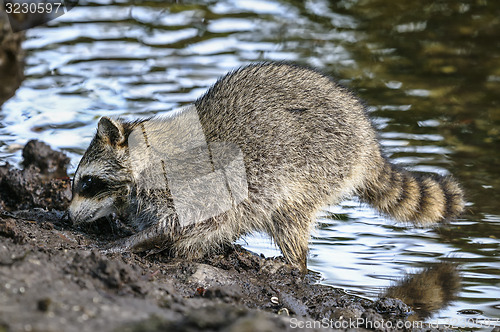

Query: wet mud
[0,141,460,331]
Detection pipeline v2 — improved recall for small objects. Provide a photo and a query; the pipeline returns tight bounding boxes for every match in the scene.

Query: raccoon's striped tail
[359,159,465,225]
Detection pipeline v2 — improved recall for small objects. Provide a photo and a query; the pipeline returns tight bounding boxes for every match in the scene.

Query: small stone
[37,298,51,312]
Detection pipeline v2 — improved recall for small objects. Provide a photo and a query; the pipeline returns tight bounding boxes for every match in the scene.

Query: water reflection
[0,12,24,106]
[328,0,500,217]
[385,262,460,319]
[0,0,498,323]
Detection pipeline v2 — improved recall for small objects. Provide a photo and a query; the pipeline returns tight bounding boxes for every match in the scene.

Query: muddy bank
[1,141,458,331]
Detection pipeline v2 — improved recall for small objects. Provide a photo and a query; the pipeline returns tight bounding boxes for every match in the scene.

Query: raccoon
[69,62,464,270]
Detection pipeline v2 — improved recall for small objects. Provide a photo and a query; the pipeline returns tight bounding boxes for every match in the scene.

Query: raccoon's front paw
[100,237,132,255]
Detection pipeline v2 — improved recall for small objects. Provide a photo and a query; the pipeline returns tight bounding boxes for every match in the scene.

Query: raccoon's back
[194,63,379,180]
[194,62,465,224]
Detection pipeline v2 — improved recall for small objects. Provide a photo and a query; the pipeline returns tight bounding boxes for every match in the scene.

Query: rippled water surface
[1,0,499,325]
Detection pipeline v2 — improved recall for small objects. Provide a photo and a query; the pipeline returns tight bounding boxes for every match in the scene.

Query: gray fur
[69,62,465,270]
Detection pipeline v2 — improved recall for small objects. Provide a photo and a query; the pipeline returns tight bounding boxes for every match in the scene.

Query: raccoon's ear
[97,117,126,146]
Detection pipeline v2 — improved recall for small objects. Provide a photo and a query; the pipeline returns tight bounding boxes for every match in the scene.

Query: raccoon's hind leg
[269,203,315,272]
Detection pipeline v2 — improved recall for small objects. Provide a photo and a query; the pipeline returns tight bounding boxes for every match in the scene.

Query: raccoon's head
[69,117,137,225]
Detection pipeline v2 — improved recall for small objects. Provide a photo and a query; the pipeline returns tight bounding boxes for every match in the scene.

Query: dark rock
[0,140,72,211]
[375,297,411,316]
[22,140,70,177]
[37,297,52,312]
[0,163,71,210]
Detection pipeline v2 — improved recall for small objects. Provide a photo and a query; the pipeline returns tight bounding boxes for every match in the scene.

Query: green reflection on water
[327,0,500,217]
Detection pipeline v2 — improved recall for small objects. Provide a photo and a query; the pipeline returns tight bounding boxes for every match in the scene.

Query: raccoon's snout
[67,207,95,224]
[68,194,117,225]
[69,172,118,224]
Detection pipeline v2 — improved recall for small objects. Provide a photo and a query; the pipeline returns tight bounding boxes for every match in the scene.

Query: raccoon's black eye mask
[75,175,109,198]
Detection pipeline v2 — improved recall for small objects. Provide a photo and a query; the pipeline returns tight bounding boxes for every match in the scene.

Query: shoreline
[0,140,461,331]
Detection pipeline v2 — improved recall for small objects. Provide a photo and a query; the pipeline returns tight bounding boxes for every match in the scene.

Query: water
[1,0,499,326]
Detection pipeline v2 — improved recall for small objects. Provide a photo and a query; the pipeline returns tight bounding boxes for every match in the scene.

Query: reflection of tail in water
[384,263,460,319]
